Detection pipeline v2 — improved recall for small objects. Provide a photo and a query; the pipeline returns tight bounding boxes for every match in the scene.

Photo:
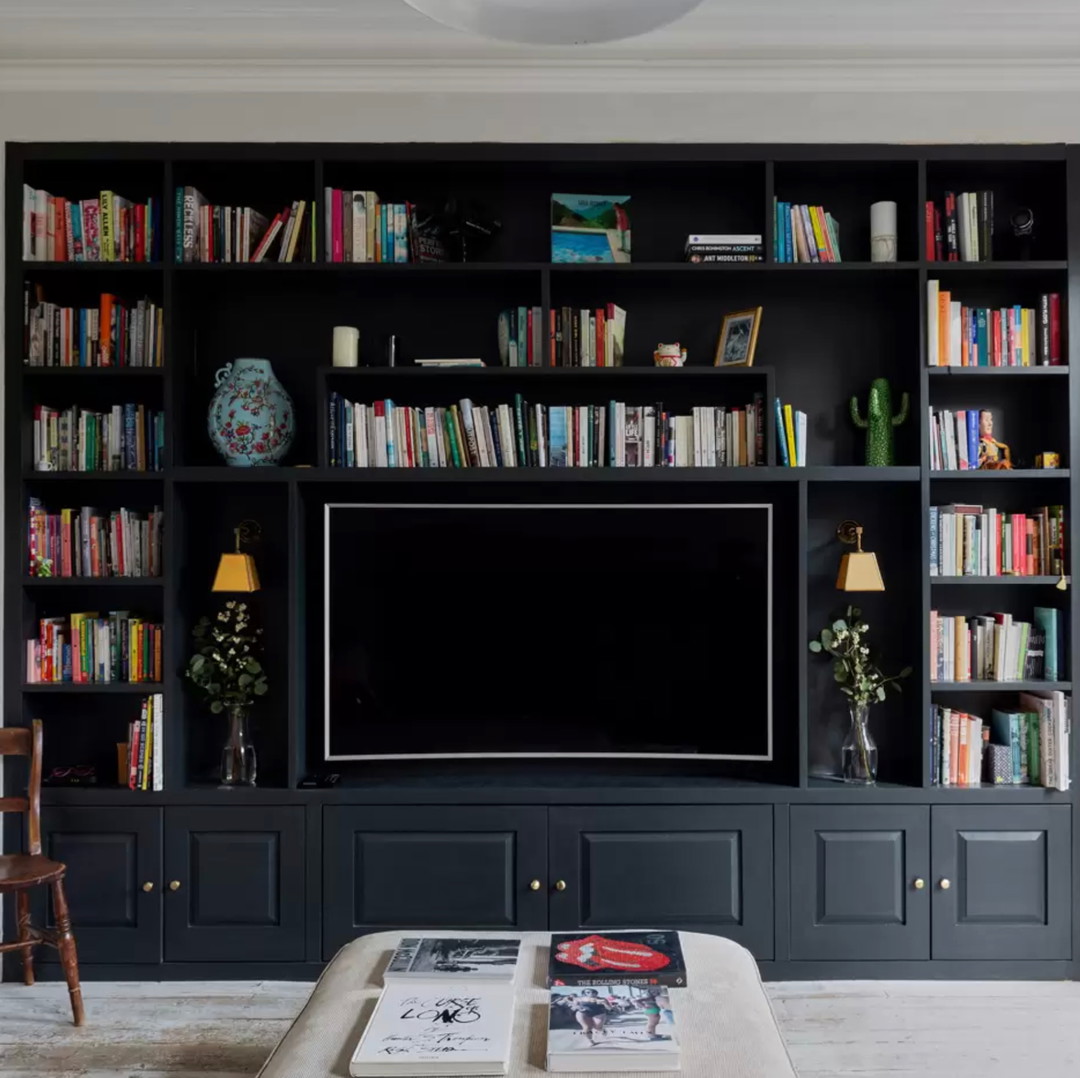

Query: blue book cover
[976,307,989,366]
[549,407,568,467]
[785,204,793,263]
[929,507,939,575]
[385,399,396,468]
[1034,607,1060,681]
[551,193,631,264]
[517,307,528,367]
[776,202,787,261]
[966,411,979,470]
[394,204,408,263]
[774,397,789,465]
[1014,305,1023,364]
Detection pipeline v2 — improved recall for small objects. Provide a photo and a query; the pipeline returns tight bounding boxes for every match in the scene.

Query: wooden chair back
[0,720,43,855]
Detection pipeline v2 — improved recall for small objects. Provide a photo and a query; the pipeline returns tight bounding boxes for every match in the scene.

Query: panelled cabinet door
[790,805,930,961]
[932,805,1071,961]
[164,806,306,962]
[32,807,163,965]
[322,806,548,959]
[548,806,774,959]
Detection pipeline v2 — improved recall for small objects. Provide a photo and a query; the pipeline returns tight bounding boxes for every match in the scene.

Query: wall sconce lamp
[835,520,885,592]
[212,520,261,593]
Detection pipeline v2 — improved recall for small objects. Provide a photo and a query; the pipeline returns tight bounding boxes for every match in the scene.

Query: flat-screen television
[324,503,772,761]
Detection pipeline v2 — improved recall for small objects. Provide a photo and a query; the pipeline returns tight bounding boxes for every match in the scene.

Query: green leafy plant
[808,605,911,706]
[186,601,268,714]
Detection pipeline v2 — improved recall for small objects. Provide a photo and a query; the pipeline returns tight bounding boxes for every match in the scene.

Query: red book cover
[250,213,282,263]
[54,197,68,262]
[332,189,344,263]
[135,203,146,262]
[1049,293,1062,364]
[925,201,935,260]
[128,710,142,789]
[403,408,414,467]
[595,308,605,367]
[526,308,534,366]
[991,309,1002,366]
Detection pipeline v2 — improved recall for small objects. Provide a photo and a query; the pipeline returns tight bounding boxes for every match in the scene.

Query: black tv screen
[324,503,772,761]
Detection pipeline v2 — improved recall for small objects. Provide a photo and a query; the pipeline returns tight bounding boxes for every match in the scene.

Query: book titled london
[384,938,521,981]
[548,931,687,987]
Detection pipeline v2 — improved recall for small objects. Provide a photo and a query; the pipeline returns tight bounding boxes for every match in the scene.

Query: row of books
[931,693,1069,789]
[929,407,997,471]
[24,286,163,368]
[773,201,842,262]
[122,694,165,792]
[328,393,767,469]
[33,404,165,473]
[175,188,313,263]
[21,186,162,263]
[926,282,1061,366]
[775,399,808,466]
[549,304,627,367]
[27,612,164,685]
[323,190,432,263]
[684,233,764,264]
[925,191,994,262]
[350,932,684,1076]
[27,499,164,579]
[929,608,1064,683]
[929,503,1065,578]
[497,306,543,367]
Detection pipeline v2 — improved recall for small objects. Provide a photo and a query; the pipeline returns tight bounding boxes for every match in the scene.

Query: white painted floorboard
[1,979,1079,1077]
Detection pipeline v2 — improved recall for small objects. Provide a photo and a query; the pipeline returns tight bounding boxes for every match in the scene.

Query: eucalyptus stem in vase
[809,605,911,784]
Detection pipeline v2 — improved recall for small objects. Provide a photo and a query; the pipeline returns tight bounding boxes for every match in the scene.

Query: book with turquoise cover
[551,193,631,264]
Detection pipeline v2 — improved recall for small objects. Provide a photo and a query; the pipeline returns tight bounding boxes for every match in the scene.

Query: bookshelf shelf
[924,260,1068,272]
[22,367,164,377]
[172,261,548,274]
[23,471,165,482]
[21,576,163,587]
[931,680,1073,692]
[929,469,1070,480]
[21,683,164,694]
[22,262,164,273]
[931,576,1068,586]
[927,367,1069,376]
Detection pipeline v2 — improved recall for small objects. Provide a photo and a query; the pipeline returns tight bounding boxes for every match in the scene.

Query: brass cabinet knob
[169,880,181,892]
[529,879,541,891]
[142,881,154,893]
[939,878,951,891]
[913,878,925,890]
[554,880,567,892]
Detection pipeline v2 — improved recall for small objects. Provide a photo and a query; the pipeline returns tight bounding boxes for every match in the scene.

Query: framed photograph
[715,307,763,367]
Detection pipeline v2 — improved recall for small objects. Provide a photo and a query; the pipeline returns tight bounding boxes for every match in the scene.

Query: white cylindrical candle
[332,325,359,367]
[870,201,898,263]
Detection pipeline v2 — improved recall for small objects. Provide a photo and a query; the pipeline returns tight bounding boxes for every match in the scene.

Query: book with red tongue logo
[548,932,687,988]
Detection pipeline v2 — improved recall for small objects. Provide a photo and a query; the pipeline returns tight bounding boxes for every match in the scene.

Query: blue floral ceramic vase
[207,359,294,467]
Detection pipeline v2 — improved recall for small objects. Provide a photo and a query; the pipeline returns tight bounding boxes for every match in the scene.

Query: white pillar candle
[870,201,898,263]
[332,326,360,367]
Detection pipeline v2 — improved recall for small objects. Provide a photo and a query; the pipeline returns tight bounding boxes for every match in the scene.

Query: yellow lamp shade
[212,552,260,593]
[836,550,885,592]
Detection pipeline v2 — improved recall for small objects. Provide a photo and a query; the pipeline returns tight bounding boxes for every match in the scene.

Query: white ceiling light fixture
[402,0,705,45]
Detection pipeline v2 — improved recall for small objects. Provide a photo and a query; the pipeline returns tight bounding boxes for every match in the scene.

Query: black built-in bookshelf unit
[4,144,1078,982]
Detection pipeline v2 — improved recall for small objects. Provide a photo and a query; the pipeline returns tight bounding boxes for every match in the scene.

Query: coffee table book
[383,938,521,982]
[548,931,688,987]
[349,984,514,1077]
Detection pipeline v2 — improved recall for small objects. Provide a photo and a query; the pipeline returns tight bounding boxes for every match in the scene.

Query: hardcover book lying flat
[384,938,521,982]
[547,984,680,1073]
[350,984,514,1076]
[549,931,688,987]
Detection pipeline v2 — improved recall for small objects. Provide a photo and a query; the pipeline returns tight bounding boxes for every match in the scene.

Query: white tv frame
[324,503,773,762]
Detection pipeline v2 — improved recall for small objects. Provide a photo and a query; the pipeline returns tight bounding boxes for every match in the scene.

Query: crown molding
[4,57,1080,94]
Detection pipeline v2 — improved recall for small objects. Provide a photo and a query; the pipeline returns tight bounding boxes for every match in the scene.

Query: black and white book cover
[546,984,680,1073]
[548,931,687,987]
[384,938,521,981]
[350,984,514,1076]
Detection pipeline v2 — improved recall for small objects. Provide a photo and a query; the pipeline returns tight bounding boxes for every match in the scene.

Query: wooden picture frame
[715,307,763,367]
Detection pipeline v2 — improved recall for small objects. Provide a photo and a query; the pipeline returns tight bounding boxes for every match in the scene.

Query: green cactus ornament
[850,378,909,467]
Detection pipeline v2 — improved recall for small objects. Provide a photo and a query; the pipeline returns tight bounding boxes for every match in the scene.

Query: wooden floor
[1,978,1079,1077]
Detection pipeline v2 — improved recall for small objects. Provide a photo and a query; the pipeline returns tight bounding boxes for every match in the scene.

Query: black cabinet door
[790,805,930,961]
[932,805,1072,961]
[322,806,548,959]
[33,807,162,965]
[164,806,306,962]
[548,806,774,959]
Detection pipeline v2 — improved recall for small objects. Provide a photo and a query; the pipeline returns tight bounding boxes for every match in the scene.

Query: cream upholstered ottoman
[258,930,798,1078]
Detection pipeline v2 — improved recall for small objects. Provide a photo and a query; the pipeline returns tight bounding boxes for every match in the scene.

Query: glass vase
[841,702,877,785]
[220,705,257,787]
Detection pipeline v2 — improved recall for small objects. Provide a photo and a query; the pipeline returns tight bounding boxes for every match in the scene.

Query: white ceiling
[3,0,1080,91]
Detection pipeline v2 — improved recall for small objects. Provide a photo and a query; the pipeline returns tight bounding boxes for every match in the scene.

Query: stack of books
[33,403,165,472]
[929,407,994,471]
[349,937,519,1076]
[23,284,163,368]
[27,499,163,579]
[22,186,161,262]
[926,282,1061,366]
[684,233,763,263]
[773,201,842,262]
[328,393,767,469]
[122,693,165,792]
[549,304,627,367]
[175,188,311,262]
[925,191,994,262]
[929,503,1066,577]
[27,612,164,685]
[775,398,807,466]
[929,607,1064,682]
[547,931,684,1073]
[931,691,1069,789]
[322,190,444,263]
